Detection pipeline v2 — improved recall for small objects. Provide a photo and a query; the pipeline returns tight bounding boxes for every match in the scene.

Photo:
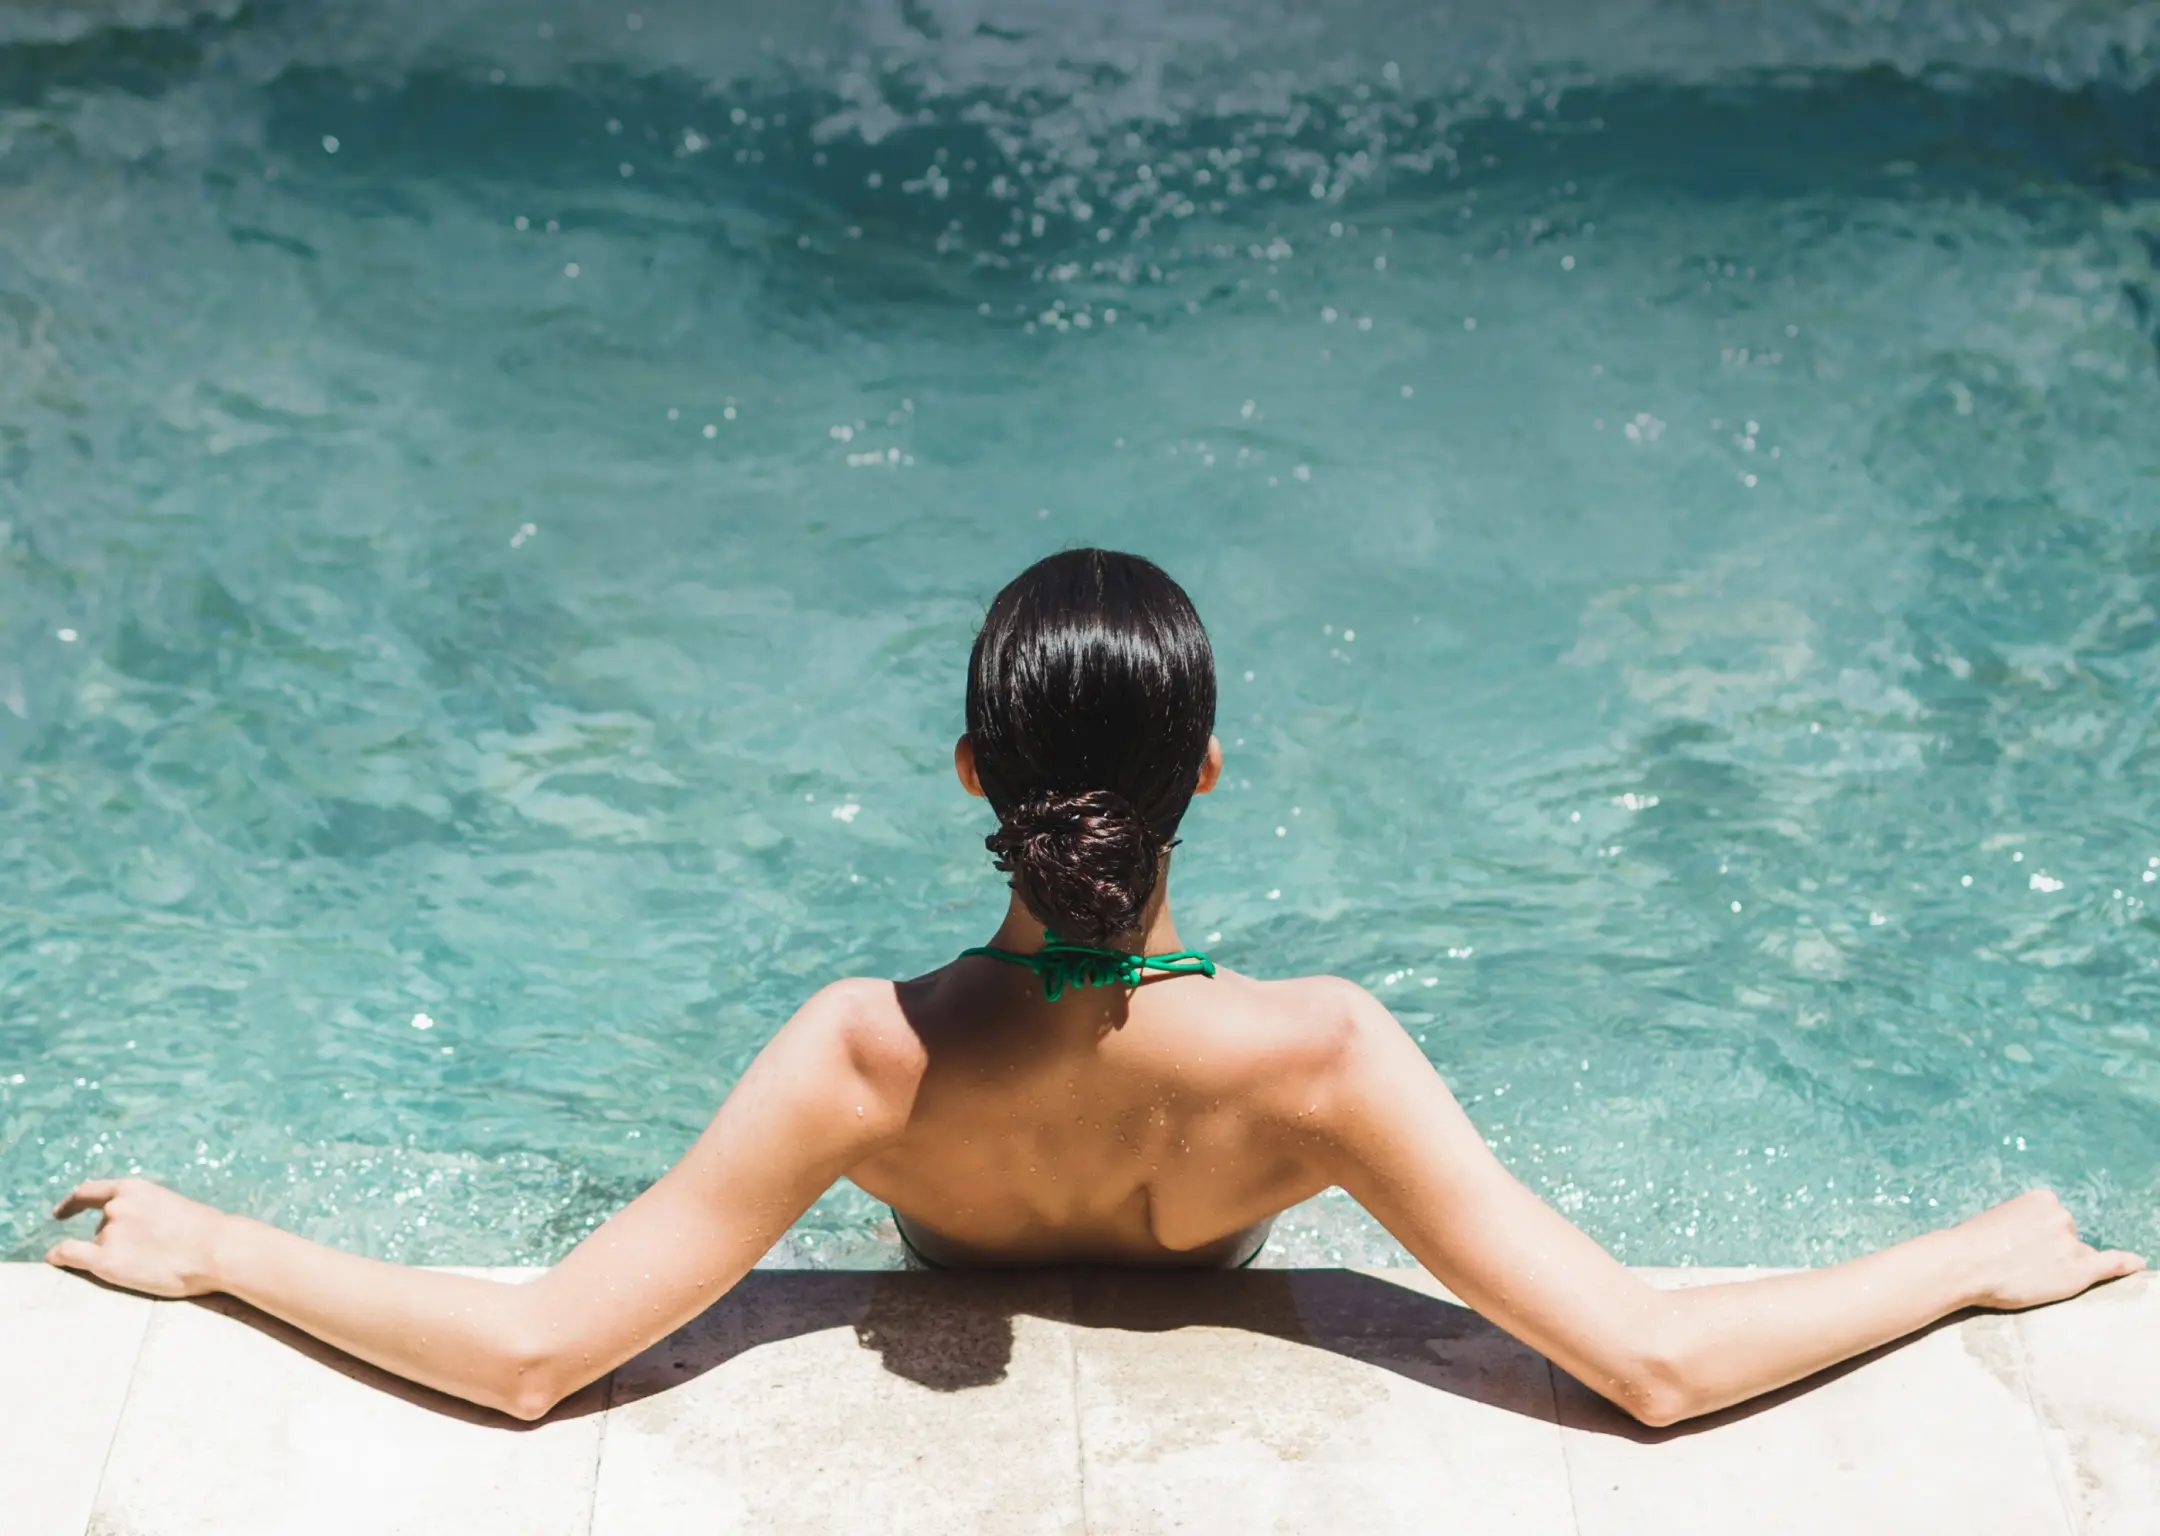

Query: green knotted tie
[960,930,1217,1002]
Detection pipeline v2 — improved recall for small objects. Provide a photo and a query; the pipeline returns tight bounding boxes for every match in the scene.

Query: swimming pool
[4,0,2158,1269]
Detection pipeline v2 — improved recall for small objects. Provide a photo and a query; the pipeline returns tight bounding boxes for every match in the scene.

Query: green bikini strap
[960,930,1217,1003]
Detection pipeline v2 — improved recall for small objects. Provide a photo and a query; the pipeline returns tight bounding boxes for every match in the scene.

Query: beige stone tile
[1071,1268,1575,1535]
[89,1283,606,1536]
[2017,1272,2160,1535]
[0,1265,153,1536]
[591,1271,1086,1536]
[1555,1278,2070,1536]
[28,1259,2147,1536]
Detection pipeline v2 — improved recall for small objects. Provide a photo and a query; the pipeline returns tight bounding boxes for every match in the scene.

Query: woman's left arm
[44,979,920,1420]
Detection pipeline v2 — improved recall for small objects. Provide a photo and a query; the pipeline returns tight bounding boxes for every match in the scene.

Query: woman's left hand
[47,1178,230,1298]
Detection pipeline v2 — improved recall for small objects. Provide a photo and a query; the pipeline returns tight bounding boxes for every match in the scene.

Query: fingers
[53,1179,124,1221]
[45,1238,101,1274]
[2099,1250,2147,1278]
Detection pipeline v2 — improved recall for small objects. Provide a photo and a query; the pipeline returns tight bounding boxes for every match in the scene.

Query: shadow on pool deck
[157,1264,1978,1441]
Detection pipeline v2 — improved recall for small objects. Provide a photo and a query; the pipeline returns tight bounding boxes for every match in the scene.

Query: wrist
[1925,1224,1989,1311]
[201,1211,256,1296]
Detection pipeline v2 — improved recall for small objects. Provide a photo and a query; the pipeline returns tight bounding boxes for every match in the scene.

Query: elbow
[489,1325,578,1423]
[1604,1342,1698,1429]
[496,1370,564,1423]
[1616,1378,1692,1429]
[500,1386,563,1424]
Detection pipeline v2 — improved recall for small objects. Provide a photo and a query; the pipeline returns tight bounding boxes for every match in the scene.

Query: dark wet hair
[966,549,1217,946]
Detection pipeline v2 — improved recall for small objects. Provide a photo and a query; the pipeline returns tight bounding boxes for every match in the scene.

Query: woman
[45,549,2142,1425]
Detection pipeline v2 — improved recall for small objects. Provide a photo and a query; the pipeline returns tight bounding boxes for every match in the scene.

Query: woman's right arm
[47,978,924,1419]
[1304,982,2143,1426]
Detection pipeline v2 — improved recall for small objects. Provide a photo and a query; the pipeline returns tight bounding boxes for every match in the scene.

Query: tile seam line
[2005,1313,2083,1536]
[1543,1355,1588,1536]
[579,1368,615,1536]
[80,1289,156,1536]
[1069,1316,1093,1536]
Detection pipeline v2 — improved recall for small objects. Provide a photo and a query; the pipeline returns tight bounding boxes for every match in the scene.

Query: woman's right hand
[47,1177,233,1299]
[1953,1189,2144,1312]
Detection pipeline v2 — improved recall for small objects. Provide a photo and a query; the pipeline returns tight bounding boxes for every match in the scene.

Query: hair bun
[986,788,1161,946]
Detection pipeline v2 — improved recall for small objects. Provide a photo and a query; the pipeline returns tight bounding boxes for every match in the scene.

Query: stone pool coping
[5,1261,2153,1534]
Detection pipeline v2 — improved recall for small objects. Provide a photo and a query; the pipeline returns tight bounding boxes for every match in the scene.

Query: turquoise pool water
[4,0,2159,1269]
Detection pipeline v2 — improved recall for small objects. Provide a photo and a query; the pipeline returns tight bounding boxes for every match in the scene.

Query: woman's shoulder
[1183,968,1394,1070]
[780,977,931,1087]
[1216,967,1387,1022]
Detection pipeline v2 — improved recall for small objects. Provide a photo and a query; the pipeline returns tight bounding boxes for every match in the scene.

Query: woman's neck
[985,868,1189,955]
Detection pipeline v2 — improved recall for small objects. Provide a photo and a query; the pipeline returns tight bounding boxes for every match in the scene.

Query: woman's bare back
[847,958,1353,1267]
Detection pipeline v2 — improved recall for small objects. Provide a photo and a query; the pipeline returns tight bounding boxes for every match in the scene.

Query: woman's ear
[954,734,987,798]
[1194,735,1224,795]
